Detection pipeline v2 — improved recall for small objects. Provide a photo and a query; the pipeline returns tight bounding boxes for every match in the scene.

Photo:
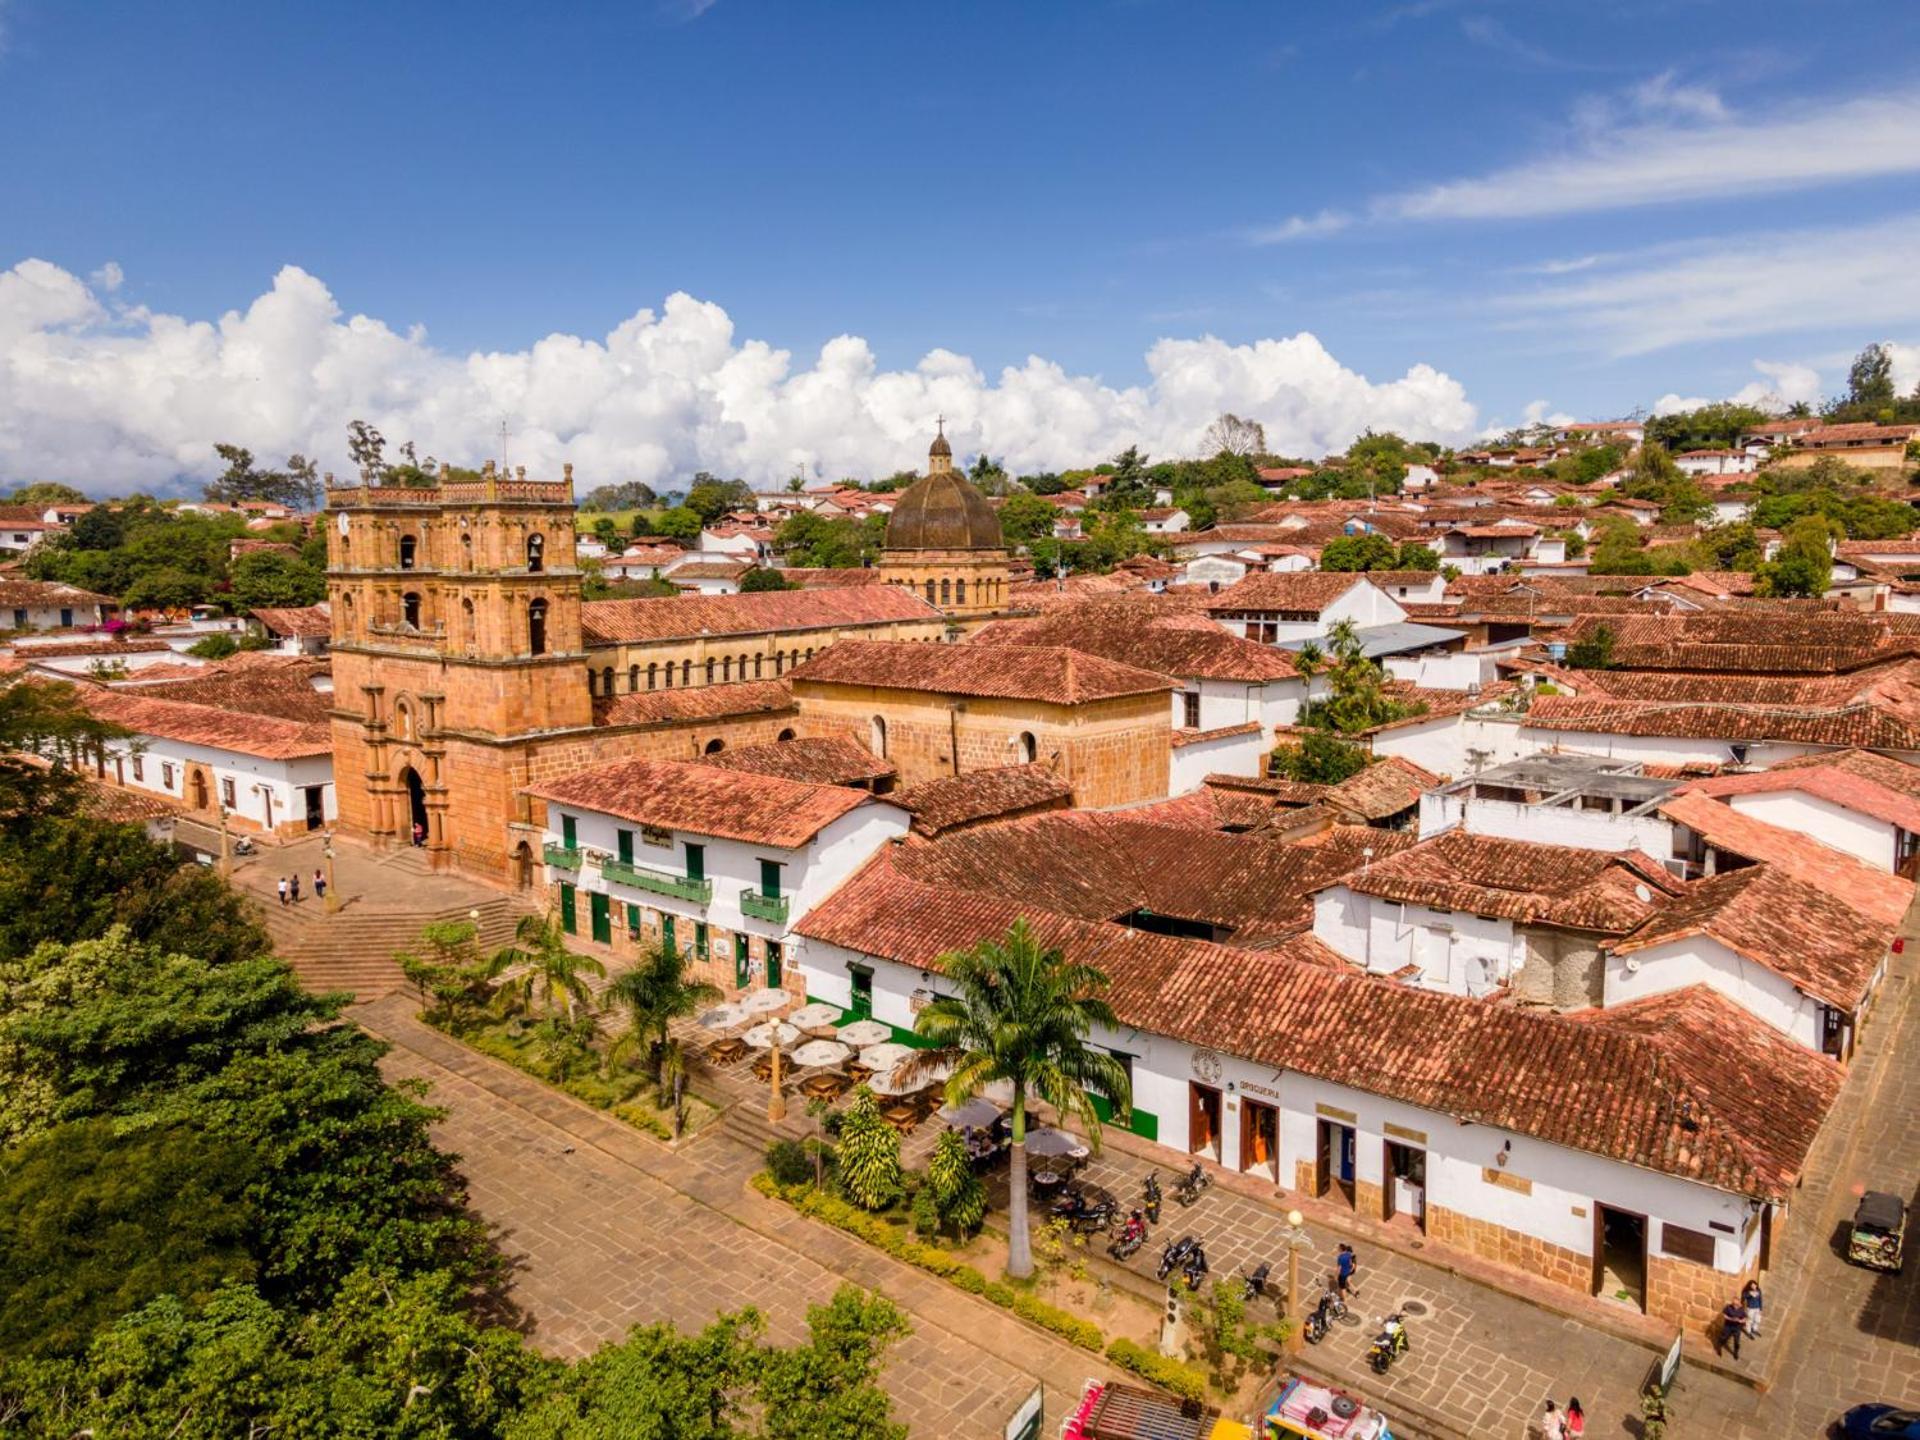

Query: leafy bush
[836,1086,903,1211]
[766,1138,815,1188]
[926,1128,987,1239]
[1105,1337,1209,1403]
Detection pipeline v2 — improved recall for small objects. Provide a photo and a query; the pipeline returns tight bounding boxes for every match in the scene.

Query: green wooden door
[695,922,710,960]
[765,940,782,988]
[759,858,781,898]
[616,828,634,865]
[558,882,577,934]
[661,914,676,955]
[849,964,873,1020]
[561,815,577,852]
[734,933,750,988]
[590,891,612,945]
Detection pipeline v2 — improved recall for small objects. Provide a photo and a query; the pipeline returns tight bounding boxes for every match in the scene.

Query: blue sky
[4,0,1920,491]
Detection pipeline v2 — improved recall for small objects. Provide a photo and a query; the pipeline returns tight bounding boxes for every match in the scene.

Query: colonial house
[0,578,115,632]
[1204,573,1408,645]
[1673,749,1920,875]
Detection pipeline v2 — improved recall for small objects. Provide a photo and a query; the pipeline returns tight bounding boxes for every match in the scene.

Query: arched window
[528,599,548,656]
[461,532,473,569]
[600,666,614,696]
[587,671,597,698]
[526,534,545,573]
[773,651,784,675]
[663,663,674,689]
[681,660,692,686]
[461,598,476,650]
[869,715,888,758]
[399,534,417,570]
[342,592,356,629]
[647,663,659,690]
[704,738,725,755]
[805,648,814,661]
[704,658,716,685]
[1017,730,1037,764]
[397,702,414,740]
[753,653,763,679]
[777,728,796,742]
[629,664,640,692]
[940,578,952,606]
[956,578,966,605]
[721,656,732,683]
[402,591,422,629]
[924,580,936,604]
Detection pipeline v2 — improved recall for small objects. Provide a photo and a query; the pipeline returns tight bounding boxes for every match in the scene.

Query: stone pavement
[352,995,1117,1440]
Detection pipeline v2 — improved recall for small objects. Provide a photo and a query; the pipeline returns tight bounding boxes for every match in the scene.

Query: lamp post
[1284,1209,1308,1356]
[216,802,231,877]
[323,831,340,913]
[768,1034,787,1124]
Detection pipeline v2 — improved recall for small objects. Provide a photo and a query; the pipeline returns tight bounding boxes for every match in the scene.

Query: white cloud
[1651,393,1712,416]
[88,261,124,293]
[1243,209,1351,245]
[1386,86,1920,221]
[1494,213,1920,355]
[1884,343,1920,396]
[0,260,1484,496]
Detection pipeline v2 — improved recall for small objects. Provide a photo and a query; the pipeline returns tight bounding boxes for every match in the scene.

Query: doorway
[734,933,751,989]
[1188,1083,1222,1161]
[399,766,428,843]
[558,883,577,935]
[1820,1005,1851,1060]
[512,841,534,890]
[765,940,782,989]
[1384,1142,1426,1229]
[303,785,325,830]
[1239,1099,1278,1180]
[1316,1119,1356,1207]
[589,892,612,945]
[849,964,874,1019]
[1593,1205,1648,1311]
[190,769,210,811]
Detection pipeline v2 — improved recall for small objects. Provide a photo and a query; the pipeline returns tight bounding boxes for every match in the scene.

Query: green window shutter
[734,933,750,988]
[617,829,634,865]
[662,915,676,954]
[561,815,578,851]
[628,902,642,938]
[695,922,709,960]
[684,842,705,881]
[590,892,612,945]
[558,883,577,934]
[765,940,782,987]
[759,858,782,898]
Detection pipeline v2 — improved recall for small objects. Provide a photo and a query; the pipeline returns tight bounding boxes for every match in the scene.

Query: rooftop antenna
[498,417,512,469]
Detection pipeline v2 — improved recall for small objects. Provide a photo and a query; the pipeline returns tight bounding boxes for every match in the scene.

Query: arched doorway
[189,769,210,810]
[869,715,888,758]
[1017,730,1037,764]
[512,840,534,890]
[399,766,428,845]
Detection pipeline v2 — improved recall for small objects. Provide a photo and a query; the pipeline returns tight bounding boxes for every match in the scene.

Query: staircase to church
[263,893,533,1000]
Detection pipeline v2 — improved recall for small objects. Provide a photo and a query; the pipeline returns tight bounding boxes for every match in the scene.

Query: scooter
[1180,1240,1210,1291]
[1156,1235,1197,1282]
[1108,1211,1148,1260]
[1240,1261,1272,1303]
[1174,1163,1211,1207]
[1367,1313,1410,1374]
[1142,1173,1163,1225]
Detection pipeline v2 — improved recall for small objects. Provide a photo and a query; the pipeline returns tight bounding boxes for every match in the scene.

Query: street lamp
[768,1025,787,1125]
[1284,1209,1309,1355]
[323,831,340,913]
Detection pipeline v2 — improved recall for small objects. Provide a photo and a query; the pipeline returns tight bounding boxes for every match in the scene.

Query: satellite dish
[1634,883,1652,903]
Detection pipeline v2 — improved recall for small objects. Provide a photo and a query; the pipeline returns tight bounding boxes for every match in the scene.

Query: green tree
[653,506,704,542]
[924,1128,986,1239]
[684,477,753,523]
[582,481,657,512]
[1269,731,1369,785]
[775,511,884,568]
[0,1119,257,1357]
[121,565,211,612]
[738,566,794,592]
[1299,620,1426,734]
[1847,343,1896,412]
[229,550,326,611]
[997,493,1060,546]
[1319,534,1399,572]
[1645,404,1767,452]
[186,631,241,660]
[0,674,131,821]
[603,942,721,1089]
[493,913,606,1023]
[1756,515,1837,598]
[397,919,503,1031]
[1566,624,1616,670]
[910,919,1128,1278]
[834,1086,903,1212]
[8,482,88,505]
[1396,541,1439,569]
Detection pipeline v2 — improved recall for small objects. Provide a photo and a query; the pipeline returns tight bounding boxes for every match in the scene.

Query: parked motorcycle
[1302,1283,1347,1345]
[1108,1211,1148,1260]
[1367,1313,1410,1374]
[1174,1163,1211,1207]
[1240,1261,1272,1303]
[1142,1173,1163,1225]
[1050,1188,1116,1234]
[1156,1235,1197,1282]
[231,835,256,856]
[1180,1239,1210,1291]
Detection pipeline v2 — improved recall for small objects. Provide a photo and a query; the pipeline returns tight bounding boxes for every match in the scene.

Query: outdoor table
[800,1073,848,1101]
[883,1104,919,1133]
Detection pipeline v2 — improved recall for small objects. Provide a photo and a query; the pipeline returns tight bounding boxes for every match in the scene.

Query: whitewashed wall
[1418,791,1676,856]
[1170,727,1268,794]
[1312,887,1519,996]
[1602,936,1821,1049]
[103,736,334,831]
[1720,790,1902,871]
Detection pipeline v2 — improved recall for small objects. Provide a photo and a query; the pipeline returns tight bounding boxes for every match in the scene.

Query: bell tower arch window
[527,534,545,573]
[401,591,422,629]
[399,534,417,570]
[528,598,549,656]
[461,598,476,650]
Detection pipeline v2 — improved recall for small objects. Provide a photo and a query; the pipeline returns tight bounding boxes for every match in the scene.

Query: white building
[0,578,114,631]
[1205,573,1408,645]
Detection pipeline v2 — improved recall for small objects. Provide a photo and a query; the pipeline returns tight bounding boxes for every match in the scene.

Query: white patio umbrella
[741,987,789,1014]
[790,1039,850,1069]
[867,1068,920,1097]
[837,1018,891,1047]
[789,1002,842,1031]
[1024,1127,1089,1160]
[858,1042,916,1074]
[698,1003,749,1030]
[741,1021,799,1049]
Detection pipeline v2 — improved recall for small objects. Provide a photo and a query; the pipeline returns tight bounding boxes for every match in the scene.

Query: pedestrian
[1717,1297,1746,1359]
[1335,1243,1357,1298]
[276,876,288,906]
[1540,1399,1564,1440]
[289,872,301,903]
[1565,1398,1584,1438]
[1741,1278,1763,1338]
[313,868,326,902]
[412,820,425,847]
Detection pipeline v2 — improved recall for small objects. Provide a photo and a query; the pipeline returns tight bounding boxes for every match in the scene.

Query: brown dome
[884,470,1004,551]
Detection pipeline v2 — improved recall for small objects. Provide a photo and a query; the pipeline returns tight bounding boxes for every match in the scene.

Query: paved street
[353,996,1114,1440]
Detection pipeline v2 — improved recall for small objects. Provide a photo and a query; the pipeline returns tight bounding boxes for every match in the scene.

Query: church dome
[884,469,1004,551]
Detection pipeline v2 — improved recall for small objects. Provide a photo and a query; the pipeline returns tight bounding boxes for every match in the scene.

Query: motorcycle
[231,835,256,857]
[1180,1239,1210,1291]
[1108,1211,1148,1260]
[1367,1313,1410,1374]
[1174,1163,1211,1207]
[1302,1283,1346,1345]
[1240,1261,1272,1303]
[1156,1235,1197,1283]
[1142,1174,1163,1225]
[1050,1188,1116,1234]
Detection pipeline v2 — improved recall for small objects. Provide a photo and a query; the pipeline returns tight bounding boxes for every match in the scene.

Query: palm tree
[908,919,1130,1279]
[493,911,605,1023]
[604,941,722,1088]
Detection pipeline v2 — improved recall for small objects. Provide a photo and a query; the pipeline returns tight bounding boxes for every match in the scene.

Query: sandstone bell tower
[326,462,591,872]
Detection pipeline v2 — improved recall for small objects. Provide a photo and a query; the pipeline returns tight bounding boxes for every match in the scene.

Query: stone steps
[264,895,533,1000]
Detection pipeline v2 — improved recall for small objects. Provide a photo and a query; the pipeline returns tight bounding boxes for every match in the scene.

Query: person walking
[1335,1243,1357,1298]
[1564,1398,1585,1438]
[1741,1278,1763,1338]
[276,876,288,907]
[1540,1399,1564,1440]
[1717,1297,1747,1359]
[289,872,301,903]
[313,868,326,903]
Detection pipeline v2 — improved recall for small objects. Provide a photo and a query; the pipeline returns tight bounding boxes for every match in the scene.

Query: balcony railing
[603,857,712,905]
[542,843,581,871]
[739,889,790,924]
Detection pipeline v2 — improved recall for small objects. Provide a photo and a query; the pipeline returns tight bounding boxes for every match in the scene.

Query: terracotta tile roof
[1611,865,1892,1011]
[73,773,182,824]
[1678,754,1920,834]
[524,756,896,848]
[1769,745,1920,793]
[797,859,1829,1199]
[699,736,894,787]
[668,559,753,581]
[1795,422,1920,446]
[1561,612,1920,674]
[1007,573,1142,610]
[1836,539,1920,558]
[596,679,796,727]
[788,640,1178,705]
[1124,773,1332,833]
[248,604,331,638]
[1171,721,1263,748]
[776,567,890,588]
[126,656,333,724]
[895,763,1076,837]
[1326,755,1439,820]
[1340,831,1680,933]
[1525,694,1920,750]
[1656,790,1913,926]
[11,637,174,659]
[1203,572,1379,614]
[73,683,331,760]
[1559,669,1883,706]
[968,597,1299,681]
[0,578,114,608]
[581,585,941,645]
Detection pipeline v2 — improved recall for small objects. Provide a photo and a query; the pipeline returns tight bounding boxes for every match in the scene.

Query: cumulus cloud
[0,259,1484,496]
[1242,210,1352,245]
[1653,359,1827,416]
